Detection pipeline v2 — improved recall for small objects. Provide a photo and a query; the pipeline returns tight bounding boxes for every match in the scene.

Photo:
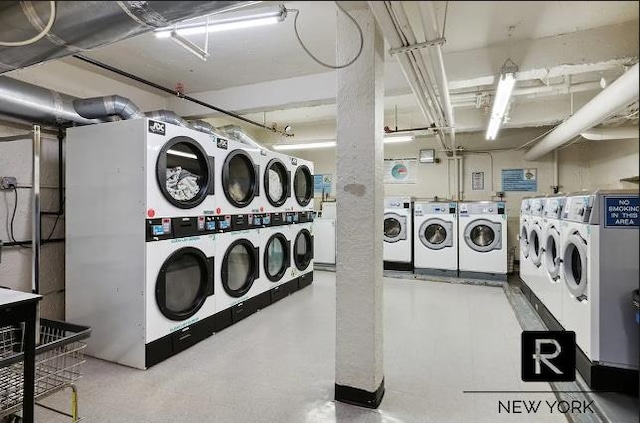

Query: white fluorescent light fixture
[486,59,518,140]
[383,134,415,144]
[155,6,287,38]
[273,141,336,151]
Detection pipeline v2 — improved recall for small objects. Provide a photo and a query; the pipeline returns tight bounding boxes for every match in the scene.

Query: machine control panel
[385,197,412,209]
[543,198,564,219]
[520,199,531,214]
[562,195,593,222]
[414,202,456,216]
[285,212,299,224]
[459,202,506,216]
[531,198,545,216]
[146,216,217,241]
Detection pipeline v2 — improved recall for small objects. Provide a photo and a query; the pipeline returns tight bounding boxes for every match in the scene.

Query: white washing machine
[539,195,565,324]
[413,201,458,276]
[560,191,639,372]
[519,197,533,289]
[527,196,547,299]
[213,137,264,217]
[383,197,413,271]
[290,156,315,213]
[261,150,294,214]
[289,218,315,290]
[458,201,508,280]
[214,229,264,331]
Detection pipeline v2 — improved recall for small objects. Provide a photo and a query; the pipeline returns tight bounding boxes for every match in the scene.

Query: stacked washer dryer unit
[458,201,508,280]
[288,157,315,290]
[519,197,533,289]
[66,118,219,369]
[538,195,565,325]
[527,196,547,299]
[559,191,639,392]
[383,197,414,271]
[413,201,458,276]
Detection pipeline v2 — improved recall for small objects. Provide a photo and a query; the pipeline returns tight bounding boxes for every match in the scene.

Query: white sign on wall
[384,159,417,184]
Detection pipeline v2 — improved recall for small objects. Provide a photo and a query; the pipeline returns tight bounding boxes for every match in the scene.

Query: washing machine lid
[222,239,259,297]
[419,218,453,250]
[222,149,260,208]
[156,136,215,209]
[544,225,561,280]
[293,228,314,271]
[155,247,214,321]
[464,219,502,252]
[529,223,544,266]
[264,158,291,208]
[293,165,313,207]
[562,232,588,300]
[384,213,407,243]
[264,232,291,282]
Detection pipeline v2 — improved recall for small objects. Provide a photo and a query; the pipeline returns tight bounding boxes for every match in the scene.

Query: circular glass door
[562,233,588,300]
[264,233,289,282]
[156,137,211,208]
[464,219,500,252]
[294,165,313,206]
[156,247,209,321]
[529,226,543,266]
[544,228,561,280]
[520,226,529,258]
[419,219,450,250]
[294,229,313,271]
[265,159,290,207]
[222,240,257,297]
[222,150,257,208]
[470,225,495,247]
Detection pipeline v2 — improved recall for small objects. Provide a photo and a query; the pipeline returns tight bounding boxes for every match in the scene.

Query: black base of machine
[253,291,271,310]
[298,271,314,289]
[145,315,215,368]
[383,261,413,271]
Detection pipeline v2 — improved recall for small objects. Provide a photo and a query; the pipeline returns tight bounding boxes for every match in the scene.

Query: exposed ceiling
[60,1,638,139]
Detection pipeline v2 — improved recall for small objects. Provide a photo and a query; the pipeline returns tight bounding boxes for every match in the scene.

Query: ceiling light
[154,6,287,38]
[383,134,415,144]
[486,59,518,140]
[272,141,336,151]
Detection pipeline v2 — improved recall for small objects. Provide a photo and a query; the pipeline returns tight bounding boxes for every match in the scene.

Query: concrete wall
[0,61,167,318]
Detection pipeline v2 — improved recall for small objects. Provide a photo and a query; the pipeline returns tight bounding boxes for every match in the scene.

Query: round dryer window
[265,159,289,207]
[222,240,257,297]
[155,247,209,321]
[471,225,495,247]
[265,233,289,281]
[294,229,313,271]
[562,233,588,300]
[156,137,212,208]
[294,165,313,206]
[223,150,257,208]
[419,219,452,250]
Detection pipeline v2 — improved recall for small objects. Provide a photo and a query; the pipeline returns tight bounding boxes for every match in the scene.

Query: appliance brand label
[604,196,639,228]
[291,157,297,165]
[148,120,165,135]
[217,138,228,149]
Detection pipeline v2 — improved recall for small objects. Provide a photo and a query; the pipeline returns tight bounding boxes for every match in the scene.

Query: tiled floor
[36,272,567,422]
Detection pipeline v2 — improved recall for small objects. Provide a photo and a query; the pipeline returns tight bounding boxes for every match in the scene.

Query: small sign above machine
[502,168,537,192]
[604,196,639,228]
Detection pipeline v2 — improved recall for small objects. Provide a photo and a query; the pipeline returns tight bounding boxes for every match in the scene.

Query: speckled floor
[34,272,567,422]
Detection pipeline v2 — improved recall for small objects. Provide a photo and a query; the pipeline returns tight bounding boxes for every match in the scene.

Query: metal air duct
[219,124,265,150]
[74,96,146,120]
[0,1,253,73]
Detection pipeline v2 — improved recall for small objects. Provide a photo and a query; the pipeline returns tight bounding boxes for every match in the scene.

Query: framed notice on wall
[472,172,484,190]
[384,159,417,184]
[314,174,332,196]
[502,168,537,192]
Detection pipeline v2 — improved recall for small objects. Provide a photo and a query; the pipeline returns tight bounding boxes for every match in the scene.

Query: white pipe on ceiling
[580,126,639,141]
[524,63,639,161]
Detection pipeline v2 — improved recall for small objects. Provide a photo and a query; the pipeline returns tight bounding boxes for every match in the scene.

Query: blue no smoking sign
[604,196,639,228]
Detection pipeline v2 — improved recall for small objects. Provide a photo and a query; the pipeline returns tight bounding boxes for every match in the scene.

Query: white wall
[0,61,168,318]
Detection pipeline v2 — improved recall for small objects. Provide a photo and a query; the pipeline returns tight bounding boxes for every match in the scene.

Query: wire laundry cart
[0,319,91,422]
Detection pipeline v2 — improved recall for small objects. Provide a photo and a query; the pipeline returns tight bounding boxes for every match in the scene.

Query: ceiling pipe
[74,96,146,120]
[369,1,449,152]
[524,63,639,160]
[580,126,638,141]
[419,1,456,146]
[0,1,253,74]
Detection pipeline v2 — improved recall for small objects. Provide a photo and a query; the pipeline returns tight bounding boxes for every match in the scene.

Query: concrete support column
[334,5,385,408]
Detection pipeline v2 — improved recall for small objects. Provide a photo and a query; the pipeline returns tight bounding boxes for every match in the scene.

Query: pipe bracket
[389,37,446,56]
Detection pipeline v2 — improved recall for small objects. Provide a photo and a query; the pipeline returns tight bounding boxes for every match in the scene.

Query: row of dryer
[65,118,315,369]
[519,191,638,389]
[383,198,508,280]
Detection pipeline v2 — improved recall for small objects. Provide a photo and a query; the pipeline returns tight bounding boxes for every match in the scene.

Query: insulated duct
[524,63,639,160]
[74,96,146,120]
[219,125,265,150]
[0,1,253,74]
[580,126,639,141]
[145,109,190,128]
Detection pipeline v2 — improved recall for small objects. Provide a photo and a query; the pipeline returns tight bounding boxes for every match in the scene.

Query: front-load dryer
[289,217,315,290]
[560,191,639,388]
[458,201,507,280]
[527,196,547,299]
[262,150,294,214]
[290,156,315,213]
[383,197,413,271]
[262,225,296,303]
[214,229,263,331]
[413,201,458,276]
[539,195,565,324]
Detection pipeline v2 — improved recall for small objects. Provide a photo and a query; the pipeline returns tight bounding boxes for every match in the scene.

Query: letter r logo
[522,331,576,382]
